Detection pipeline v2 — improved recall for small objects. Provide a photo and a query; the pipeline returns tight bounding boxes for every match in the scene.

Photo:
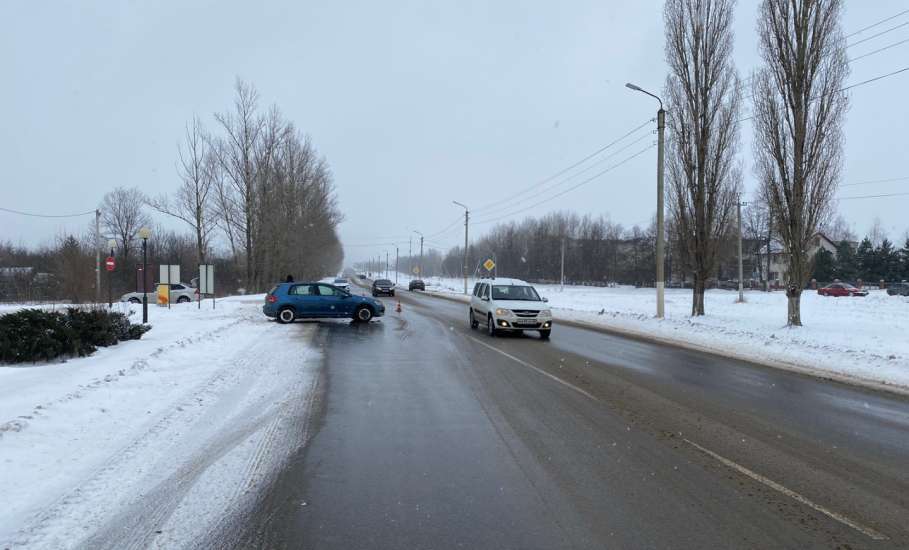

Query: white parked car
[331,277,350,291]
[319,277,351,291]
[121,282,198,304]
[469,278,552,339]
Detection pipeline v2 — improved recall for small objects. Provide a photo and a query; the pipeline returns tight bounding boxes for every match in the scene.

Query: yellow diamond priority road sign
[483,258,496,271]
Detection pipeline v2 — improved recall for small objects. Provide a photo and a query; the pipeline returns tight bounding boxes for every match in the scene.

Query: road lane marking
[682,438,888,541]
[466,335,599,402]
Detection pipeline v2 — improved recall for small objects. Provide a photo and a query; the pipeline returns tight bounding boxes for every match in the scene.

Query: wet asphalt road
[232,285,909,549]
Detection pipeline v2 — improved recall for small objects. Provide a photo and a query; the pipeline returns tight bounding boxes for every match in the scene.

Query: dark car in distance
[264,282,385,323]
[372,279,395,297]
[886,282,909,296]
[408,279,426,291]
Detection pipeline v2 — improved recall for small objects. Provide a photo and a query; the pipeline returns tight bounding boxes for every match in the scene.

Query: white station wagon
[469,277,552,339]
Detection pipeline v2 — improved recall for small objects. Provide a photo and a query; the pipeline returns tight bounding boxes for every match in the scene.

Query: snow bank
[0,296,322,549]
[394,273,909,391]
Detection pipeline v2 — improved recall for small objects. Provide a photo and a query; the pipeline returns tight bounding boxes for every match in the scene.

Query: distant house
[0,267,34,279]
[757,233,839,285]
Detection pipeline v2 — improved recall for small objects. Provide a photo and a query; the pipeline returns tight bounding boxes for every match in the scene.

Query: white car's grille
[511,310,539,318]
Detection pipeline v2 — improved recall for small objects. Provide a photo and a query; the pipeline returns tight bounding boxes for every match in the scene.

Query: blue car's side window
[290,284,314,296]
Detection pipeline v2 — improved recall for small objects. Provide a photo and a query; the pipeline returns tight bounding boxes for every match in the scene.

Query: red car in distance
[818,282,868,297]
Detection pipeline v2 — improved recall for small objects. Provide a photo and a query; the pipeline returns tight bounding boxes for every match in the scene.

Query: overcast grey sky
[2,1,907,263]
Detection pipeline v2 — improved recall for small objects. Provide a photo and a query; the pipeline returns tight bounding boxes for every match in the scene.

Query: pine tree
[855,237,876,282]
[812,248,835,282]
[833,240,857,281]
[877,238,899,282]
[899,237,909,281]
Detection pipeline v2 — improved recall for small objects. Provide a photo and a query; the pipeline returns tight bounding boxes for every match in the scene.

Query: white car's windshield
[492,285,541,301]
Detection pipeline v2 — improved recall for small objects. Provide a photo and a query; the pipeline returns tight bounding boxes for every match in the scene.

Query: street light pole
[395,246,399,286]
[453,201,469,295]
[626,82,665,319]
[138,227,151,323]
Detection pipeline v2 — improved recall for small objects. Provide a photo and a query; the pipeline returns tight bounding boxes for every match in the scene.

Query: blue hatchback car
[263,282,386,324]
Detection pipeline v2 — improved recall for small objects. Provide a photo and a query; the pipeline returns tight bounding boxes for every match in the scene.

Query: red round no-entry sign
[105,257,115,271]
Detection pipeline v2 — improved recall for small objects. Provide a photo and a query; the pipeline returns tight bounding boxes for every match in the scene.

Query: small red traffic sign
[105,257,115,271]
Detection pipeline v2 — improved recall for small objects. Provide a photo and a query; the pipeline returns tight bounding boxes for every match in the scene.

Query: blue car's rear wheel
[277,307,295,324]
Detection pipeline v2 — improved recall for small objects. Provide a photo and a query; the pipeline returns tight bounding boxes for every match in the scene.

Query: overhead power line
[841,176,909,187]
[477,133,654,217]
[848,37,909,63]
[837,191,909,201]
[839,65,909,92]
[0,206,96,218]
[471,118,654,215]
[473,143,656,226]
[737,64,909,123]
[846,21,909,48]
[845,8,909,39]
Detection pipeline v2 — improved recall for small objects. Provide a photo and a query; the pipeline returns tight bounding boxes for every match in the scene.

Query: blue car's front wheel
[354,305,374,322]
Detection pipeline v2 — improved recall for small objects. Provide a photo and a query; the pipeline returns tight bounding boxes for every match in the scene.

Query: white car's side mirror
[542,297,549,302]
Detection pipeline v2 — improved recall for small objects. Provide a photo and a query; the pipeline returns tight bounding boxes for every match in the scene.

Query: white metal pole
[95,210,101,303]
[737,199,744,303]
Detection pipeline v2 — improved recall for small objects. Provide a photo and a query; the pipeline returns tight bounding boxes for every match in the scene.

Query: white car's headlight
[539,309,552,317]
[495,308,511,317]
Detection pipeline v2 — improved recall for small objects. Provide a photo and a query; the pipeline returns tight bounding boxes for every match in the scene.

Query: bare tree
[215,78,264,290]
[664,0,742,315]
[753,0,849,326]
[743,191,774,290]
[100,187,151,264]
[147,115,216,265]
[823,212,855,242]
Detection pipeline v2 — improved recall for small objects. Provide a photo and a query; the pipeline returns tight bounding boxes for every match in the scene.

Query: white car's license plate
[514,319,538,326]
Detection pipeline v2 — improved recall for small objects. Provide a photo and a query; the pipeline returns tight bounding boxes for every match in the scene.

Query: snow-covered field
[0,297,321,549]
[395,274,909,392]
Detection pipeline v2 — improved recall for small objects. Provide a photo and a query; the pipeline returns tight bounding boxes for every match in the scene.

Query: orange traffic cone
[395,301,402,313]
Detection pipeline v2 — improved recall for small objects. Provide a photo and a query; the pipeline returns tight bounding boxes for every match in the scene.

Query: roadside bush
[0,309,73,362]
[0,308,151,364]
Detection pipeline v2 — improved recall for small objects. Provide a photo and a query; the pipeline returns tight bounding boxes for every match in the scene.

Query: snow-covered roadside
[392,274,909,392]
[0,297,322,549]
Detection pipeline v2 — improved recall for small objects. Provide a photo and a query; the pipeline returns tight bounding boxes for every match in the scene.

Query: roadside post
[159,264,180,309]
[199,264,215,309]
[105,240,116,308]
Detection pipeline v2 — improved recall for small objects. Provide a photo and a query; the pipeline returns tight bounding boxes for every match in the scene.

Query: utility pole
[386,251,389,280]
[626,82,665,319]
[453,201,469,295]
[395,247,399,286]
[656,107,665,318]
[560,237,565,292]
[409,236,413,277]
[414,230,424,279]
[95,209,101,304]
[737,199,745,303]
